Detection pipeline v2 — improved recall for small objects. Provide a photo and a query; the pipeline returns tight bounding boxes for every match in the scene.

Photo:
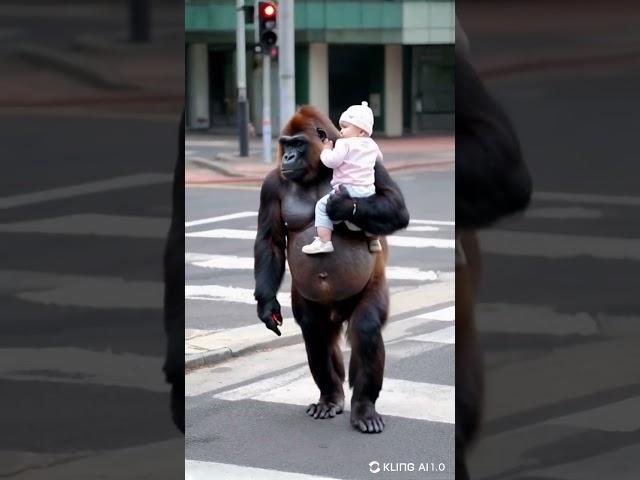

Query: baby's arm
[320,139,348,168]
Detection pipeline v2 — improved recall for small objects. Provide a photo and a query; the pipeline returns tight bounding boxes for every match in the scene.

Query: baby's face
[339,122,364,138]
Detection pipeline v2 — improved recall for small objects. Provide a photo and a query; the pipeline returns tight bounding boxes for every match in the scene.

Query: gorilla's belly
[287,227,375,304]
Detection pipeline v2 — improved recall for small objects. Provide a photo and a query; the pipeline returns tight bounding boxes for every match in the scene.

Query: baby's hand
[323,139,333,149]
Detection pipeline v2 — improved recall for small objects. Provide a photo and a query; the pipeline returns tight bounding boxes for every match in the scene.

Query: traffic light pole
[262,54,272,164]
[236,0,249,157]
[278,0,295,130]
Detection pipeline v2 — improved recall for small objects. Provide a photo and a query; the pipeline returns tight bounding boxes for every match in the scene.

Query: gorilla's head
[278,106,340,184]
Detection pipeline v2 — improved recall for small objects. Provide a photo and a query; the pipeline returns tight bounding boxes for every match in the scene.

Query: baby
[302,101,383,254]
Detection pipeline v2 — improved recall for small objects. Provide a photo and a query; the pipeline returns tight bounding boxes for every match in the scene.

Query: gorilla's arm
[326,162,410,235]
[456,53,532,228]
[253,170,287,335]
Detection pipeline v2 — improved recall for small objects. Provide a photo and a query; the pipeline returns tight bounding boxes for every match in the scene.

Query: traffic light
[258,1,278,51]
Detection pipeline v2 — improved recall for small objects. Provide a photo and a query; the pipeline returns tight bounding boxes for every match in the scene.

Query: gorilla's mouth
[281,167,305,178]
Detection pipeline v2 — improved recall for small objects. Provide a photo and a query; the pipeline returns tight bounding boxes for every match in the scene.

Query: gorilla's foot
[351,400,385,433]
[306,394,344,419]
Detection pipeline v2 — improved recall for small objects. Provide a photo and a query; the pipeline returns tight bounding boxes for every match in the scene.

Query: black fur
[456,53,532,229]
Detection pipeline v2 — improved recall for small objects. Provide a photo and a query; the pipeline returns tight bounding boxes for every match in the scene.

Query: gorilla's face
[277,106,338,184]
[279,133,312,182]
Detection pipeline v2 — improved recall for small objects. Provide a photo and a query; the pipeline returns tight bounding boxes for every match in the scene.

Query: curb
[15,45,139,91]
[185,348,232,371]
[188,158,245,178]
[185,333,304,370]
[478,49,640,80]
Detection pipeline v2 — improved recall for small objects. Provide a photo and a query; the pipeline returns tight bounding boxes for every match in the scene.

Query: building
[186,0,454,136]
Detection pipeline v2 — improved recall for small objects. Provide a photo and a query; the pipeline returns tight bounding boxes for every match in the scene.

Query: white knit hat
[339,101,374,136]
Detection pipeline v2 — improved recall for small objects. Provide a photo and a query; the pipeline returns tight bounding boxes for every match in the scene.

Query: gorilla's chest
[281,182,331,232]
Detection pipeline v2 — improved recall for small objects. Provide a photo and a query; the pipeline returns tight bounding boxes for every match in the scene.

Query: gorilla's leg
[293,289,345,419]
[347,278,389,433]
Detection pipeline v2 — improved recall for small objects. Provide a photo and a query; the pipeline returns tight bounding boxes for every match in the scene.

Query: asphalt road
[459,4,640,479]
[185,168,456,479]
[0,112,183,477]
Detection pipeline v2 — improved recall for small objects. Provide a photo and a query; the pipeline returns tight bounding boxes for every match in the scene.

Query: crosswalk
[466,191,640,479]
[0,172,179,477]
[185,210,456,479]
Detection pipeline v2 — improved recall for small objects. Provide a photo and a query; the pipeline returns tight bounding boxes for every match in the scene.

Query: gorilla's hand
[326,185,354,222]
[257,297,283,336]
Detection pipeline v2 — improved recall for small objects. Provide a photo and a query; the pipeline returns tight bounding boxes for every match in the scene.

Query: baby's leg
[302,193,335,254]
[314,194,334,241]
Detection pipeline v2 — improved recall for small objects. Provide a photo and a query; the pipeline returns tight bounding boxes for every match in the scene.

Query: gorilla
[253,106,409,433]
[456,49,532,478]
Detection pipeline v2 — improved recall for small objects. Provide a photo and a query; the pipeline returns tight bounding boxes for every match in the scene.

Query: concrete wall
[187,43,210,129]
[384,45,403,137]
[308,43,329,117]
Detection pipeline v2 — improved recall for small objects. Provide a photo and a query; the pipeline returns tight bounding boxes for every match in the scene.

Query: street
[459,2,640,479]
[0,112,183,478]
[185,167,455,479]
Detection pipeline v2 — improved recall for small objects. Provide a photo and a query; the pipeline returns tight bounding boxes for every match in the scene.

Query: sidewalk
[186,280,455,371]
[185,133,455,185]
[0,2,182,115]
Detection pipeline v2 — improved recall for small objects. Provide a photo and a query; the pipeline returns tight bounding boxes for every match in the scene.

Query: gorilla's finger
[264,319,281,336]
[328,407,336,418]
[366,420,374,433]
[271,312,283,326]
[358,420,367,432]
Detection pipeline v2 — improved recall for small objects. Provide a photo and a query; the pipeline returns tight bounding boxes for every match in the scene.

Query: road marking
[185,285,292,307]
[215,367,454,424]
[185,252,441,281]
[477,303,598,336]
[480,230,640,260]
[186,228,454,248]
[525,207,603,219]
[0,348,168,392]
[410,326,455,344]
[406,225,440,232]
[0,270,162,308]
[185,211,257,228]
[411,219,455,226]
[186,300,455,394]
[534,191,640,206]
[545,396,640,432]
[186,460,342,480]
[0,173,172,209]
[0,214,170,238]
[416,306,455,321]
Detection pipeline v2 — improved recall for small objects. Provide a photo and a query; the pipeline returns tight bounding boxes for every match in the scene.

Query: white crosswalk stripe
[215,367,454,424]
[186,460,342,480]
[185,252,441,282]
[186,227,455,248]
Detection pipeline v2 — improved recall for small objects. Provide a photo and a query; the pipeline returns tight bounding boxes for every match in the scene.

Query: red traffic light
[260,2,276,19]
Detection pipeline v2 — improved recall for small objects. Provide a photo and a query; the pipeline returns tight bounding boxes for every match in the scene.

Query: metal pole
[278,0,295,130]
[262,54,272,164]
[129,0,151,43]
[236,0,249,157]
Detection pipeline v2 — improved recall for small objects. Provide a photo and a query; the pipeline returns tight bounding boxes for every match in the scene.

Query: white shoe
[369,239,382,252]
[302,237,334,254]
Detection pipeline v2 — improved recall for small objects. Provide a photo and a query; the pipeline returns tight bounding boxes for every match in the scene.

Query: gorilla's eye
[316,127,327,141]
